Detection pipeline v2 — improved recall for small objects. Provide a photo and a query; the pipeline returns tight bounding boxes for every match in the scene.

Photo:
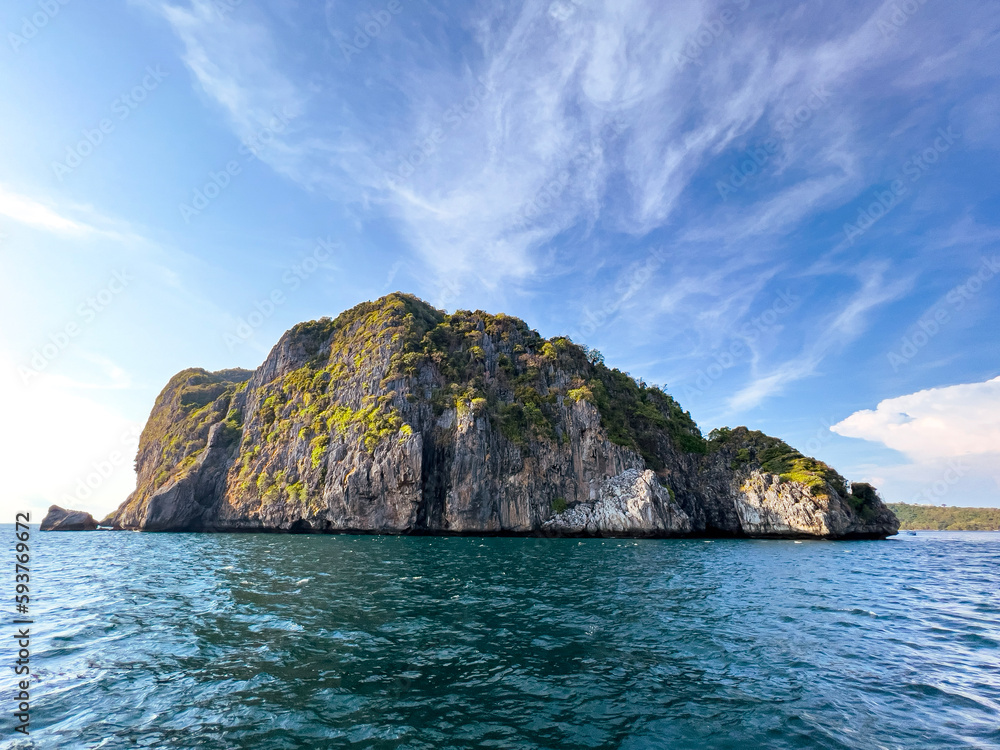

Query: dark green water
[13,531,1000,748]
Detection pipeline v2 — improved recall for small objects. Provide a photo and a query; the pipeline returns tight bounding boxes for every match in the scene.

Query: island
[888,503,1000,531]
[45,294,899,539]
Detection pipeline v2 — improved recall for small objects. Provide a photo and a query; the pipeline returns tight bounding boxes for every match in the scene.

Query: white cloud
[147,0,908,283]
[0,183,151,246]
[832,376,1000,461]
[832,377,1000,506]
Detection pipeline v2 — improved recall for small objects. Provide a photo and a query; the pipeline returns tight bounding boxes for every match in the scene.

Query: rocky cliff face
[103,293,898,539]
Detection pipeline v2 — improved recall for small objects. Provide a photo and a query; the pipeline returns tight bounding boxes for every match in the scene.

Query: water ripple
[12,530,1000,749]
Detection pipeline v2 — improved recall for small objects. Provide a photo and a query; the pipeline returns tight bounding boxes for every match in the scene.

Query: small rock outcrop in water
[101,293,899,539]
[40,506,99,531]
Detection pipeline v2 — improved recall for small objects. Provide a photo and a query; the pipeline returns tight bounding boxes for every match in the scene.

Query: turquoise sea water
[9,530,1000,749]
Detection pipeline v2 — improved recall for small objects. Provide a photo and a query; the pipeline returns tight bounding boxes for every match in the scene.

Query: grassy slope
[708,426,883,519]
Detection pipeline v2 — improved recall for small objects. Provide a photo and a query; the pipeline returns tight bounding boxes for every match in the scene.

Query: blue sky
[2,0,999,521]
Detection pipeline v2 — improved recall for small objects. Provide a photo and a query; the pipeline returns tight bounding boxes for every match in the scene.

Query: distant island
[888,504,1000,531]
[44,293,898,539]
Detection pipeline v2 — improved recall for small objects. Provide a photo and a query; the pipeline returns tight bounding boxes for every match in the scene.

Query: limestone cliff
[103,293,898,539]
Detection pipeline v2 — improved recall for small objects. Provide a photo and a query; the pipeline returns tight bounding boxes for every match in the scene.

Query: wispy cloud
[0,183,150,245]
[145,0,997,407]
[156,0,304,138]
[0,184,102,237]
[728,264,913,411]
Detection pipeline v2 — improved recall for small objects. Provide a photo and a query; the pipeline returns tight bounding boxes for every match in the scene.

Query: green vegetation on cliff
[587,369,705,463]
[710,427,846,492]
[134,368,251,500]
[108,293,899,537]
[228,293,706,504]
[229,297,432,504]
[128,296,885,525]
[709,426,880,518]
[888,504,1000,530]
[379,294,704,464]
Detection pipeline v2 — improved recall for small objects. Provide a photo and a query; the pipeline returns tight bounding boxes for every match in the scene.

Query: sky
[1,0,998,523]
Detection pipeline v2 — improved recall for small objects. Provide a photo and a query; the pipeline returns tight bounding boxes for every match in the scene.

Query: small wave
[25,529,1000,749]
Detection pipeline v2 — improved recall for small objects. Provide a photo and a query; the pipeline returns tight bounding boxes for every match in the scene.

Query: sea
[7,529,999,749]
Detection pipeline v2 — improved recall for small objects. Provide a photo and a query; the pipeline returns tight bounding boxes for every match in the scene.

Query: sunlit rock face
[104,294,898,540]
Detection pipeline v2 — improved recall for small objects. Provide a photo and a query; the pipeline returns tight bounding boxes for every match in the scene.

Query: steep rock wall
[104,294,899,540]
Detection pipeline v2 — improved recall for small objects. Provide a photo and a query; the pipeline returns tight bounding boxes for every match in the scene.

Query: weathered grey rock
[40,506,98,531]
[733,472,900,539]
[104,295,899,540]
[543,469,692,536]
